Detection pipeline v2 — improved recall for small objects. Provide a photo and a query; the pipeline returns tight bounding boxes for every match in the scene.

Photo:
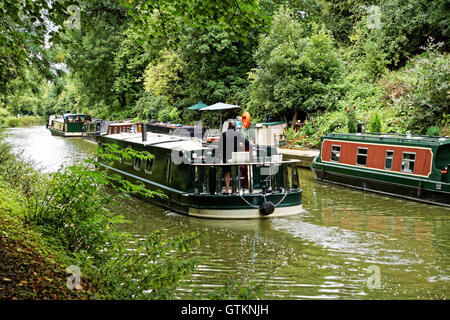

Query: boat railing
[190,159,300,195]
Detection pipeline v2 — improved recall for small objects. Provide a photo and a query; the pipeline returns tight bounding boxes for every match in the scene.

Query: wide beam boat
[312,133,450,207]
[48,113,92,137]
[97,125,302,219]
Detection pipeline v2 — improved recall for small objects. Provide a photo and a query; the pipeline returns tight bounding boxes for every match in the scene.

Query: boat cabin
[97,124,303,219]
[312,133,450,206]
[48,113,92,137]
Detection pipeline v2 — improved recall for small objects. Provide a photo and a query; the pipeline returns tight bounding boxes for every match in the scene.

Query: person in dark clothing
[217,120,251,194]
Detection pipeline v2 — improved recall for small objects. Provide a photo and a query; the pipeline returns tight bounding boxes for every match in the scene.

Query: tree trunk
[292,110,298,127]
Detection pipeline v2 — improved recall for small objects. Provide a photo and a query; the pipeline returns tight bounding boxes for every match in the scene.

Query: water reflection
[1,126,97,172]
[1,126,449,299]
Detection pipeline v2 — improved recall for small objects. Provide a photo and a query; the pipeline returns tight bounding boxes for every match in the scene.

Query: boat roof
[324,133,450,147]
[102,132,211,152]
[63,113,91,117]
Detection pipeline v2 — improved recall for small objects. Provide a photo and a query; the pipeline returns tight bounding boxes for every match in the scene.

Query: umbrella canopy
[200,102,240,111]
[187,101,208,110]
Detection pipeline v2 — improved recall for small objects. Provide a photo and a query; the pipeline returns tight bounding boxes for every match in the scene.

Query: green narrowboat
[312,133,450,207]
[97,125,303,219]
[48,113,92,137]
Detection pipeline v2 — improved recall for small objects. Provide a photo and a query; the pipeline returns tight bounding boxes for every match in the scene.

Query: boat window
[145,158,153,174]
[401,152,416,173]
[356,147,368,166]
[385,150,394,170]
[331,145,341,162]
[166,158,174,183]
[134,158,141,170]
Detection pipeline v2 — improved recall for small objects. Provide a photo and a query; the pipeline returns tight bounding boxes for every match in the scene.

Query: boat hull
[312,162,450,207]
[99,162,303,219]
[49,127,84,137]
[188,205,302,219]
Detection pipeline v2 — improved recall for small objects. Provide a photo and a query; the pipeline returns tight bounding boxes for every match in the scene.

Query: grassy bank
[0,139,263,300]
[0,184,95,299]
[0,115,46,128]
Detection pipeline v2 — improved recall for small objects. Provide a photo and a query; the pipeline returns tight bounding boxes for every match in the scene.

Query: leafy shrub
[7,117,20,127]
[426,126,440,136]
[369,112,382,133]
[345,106,357,133]
[382,41,449,134]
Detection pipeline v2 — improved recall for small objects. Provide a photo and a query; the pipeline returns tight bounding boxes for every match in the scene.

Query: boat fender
[242,112,251,129]
[259,200,275,215]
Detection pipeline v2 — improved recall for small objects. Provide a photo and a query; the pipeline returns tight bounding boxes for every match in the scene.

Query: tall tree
[0,0,75,94]
[62,0,130,113]
[248,6,342,122]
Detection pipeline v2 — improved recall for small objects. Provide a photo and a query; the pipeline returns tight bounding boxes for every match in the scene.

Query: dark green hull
[312,162,450,207]
[49,127,84,137]
[98,162,302,219]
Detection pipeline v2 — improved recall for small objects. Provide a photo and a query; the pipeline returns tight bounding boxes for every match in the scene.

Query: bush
[426,126,440,136]
[382,41,449,134]
[369,112,382,133]
[345,106,357,133]
[7,117,20,127]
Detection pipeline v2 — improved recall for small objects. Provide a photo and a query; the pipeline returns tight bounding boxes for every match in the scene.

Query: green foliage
[345,106,357,133]
[143,49,183,103]
[0,0,74,94]
[123,0,267,41]
[178,25,257,106]
[0,139,264,299]
[6,142,203,299]
[248,6,342,122]
[369,112,382,133]
[3,0,448,141]
[62,0,131,112]
[426,126,440,136]
[381,41,449,134]
[285,119,321,148]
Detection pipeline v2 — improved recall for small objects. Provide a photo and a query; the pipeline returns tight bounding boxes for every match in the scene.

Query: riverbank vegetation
[0,139,263,299]
[1,1,448,145]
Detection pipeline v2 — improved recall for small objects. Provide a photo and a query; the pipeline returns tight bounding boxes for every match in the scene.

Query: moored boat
[48,113,92,137]
[312,132,450,207]
[97,124,303,219]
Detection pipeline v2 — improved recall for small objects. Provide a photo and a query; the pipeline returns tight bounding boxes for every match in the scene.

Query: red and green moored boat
[312,133,450,207]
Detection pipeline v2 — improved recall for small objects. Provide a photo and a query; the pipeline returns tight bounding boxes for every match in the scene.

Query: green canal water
[2,126,449,299]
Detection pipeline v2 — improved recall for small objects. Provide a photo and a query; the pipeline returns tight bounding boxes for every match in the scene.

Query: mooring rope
[238,190,289,208]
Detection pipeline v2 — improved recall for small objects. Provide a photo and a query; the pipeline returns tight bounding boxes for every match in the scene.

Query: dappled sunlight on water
[2,126,449,299]
[1,126,97,172]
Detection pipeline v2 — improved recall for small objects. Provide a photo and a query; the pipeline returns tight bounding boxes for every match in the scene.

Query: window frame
[356,147,368,167]
[145,158,154,174]
[384,150,394,170]
[330,145,341,162]
[401,152,416,173]
[134,157,142,171]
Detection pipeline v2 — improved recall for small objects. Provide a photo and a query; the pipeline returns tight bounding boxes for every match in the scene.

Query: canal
[2,126,449,299]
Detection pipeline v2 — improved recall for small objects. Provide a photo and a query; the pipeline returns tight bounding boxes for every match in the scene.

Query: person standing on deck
[217,120,251,194]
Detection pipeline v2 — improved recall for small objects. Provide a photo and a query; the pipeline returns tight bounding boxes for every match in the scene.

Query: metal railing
[191,160,300,195]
